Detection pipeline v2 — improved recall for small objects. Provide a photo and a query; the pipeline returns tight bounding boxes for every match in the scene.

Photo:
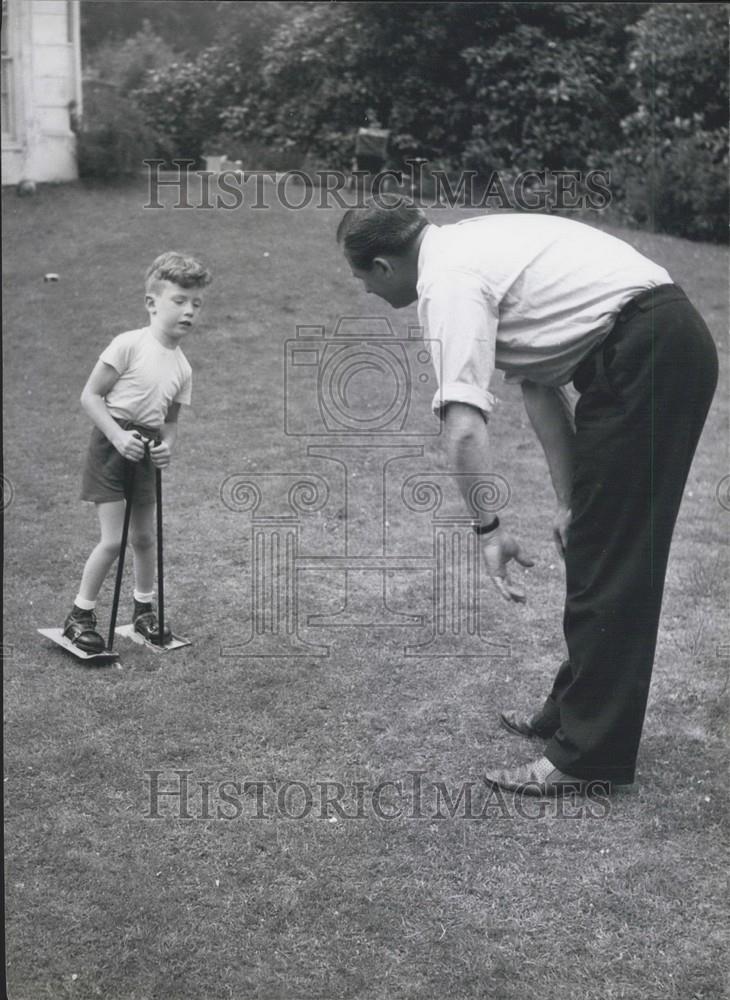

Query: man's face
[146,280,205,341]
[347,255,418,309]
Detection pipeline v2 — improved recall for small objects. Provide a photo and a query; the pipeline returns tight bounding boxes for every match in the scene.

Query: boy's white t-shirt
[100,327,192,429]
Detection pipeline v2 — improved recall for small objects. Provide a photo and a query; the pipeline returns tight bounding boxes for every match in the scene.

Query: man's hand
[552,506,571,560]
[113,429,147,462]
[148,440,172,469]
[480,529,535,603]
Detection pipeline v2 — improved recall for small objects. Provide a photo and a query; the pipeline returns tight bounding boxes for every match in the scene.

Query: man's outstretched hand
[479,529,535,603]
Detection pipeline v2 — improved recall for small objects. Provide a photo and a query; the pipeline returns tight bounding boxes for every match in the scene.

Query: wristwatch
[472,516,500,535]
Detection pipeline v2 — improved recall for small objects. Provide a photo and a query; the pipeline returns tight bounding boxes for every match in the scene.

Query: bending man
[337,202,718,796]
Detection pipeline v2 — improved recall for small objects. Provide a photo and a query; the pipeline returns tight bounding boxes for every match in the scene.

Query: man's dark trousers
[533,284,718,784]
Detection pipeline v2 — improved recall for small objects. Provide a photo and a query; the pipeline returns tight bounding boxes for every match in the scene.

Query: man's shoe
[133,602,172,646]
[63,607,106,654]
[499,710,557,741]
[484,755,610,797]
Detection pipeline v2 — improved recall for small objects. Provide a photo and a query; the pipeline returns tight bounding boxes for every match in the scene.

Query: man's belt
[573,283,687,393]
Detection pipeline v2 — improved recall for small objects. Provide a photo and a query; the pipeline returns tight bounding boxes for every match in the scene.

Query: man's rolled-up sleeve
[418,269,499,419]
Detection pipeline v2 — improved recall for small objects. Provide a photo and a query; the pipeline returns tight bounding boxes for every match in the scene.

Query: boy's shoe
[63,607,106,654]
[133,601,172,646]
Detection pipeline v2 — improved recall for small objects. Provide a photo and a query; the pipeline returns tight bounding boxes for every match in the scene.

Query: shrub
[76,84,166,179]
[131,46,244,166]
[84,20,178,94]
[611,3,729,242]
[611,124,729,243]
[131,3,291,166]
[462,25,631,173]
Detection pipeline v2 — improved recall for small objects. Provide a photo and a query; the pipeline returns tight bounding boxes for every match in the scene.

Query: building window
[1,0,15,139]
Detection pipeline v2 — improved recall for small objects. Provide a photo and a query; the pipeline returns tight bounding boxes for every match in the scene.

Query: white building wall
[2,0,82,185]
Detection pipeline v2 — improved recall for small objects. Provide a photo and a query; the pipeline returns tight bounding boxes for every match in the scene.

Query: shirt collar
[417,224,439,285]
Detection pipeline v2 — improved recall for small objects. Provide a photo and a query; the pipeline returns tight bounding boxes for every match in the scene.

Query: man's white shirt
[416,213,672,417]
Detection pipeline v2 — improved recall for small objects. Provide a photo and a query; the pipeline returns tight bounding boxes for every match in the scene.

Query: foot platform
[38,628,120,665]
[115,624,191,652]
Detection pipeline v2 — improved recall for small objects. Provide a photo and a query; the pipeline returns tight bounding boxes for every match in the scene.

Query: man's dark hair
[336,200,428,270]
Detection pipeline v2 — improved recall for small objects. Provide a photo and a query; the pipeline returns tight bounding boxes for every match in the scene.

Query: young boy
[62,251,212,653]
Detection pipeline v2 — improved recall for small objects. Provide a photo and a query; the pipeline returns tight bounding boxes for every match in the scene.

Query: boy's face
[145,280,205,341]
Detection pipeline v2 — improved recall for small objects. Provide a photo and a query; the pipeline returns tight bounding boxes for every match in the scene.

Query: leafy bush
[131,2,291,165]
[461,7,638,173]
[84,20,178,94]
[76,84,166,179]
[610,3,729,242]
[132,48,238,166]
[125,3,644,175]
[611,124,729,243]
[623,3,728,135]
[78,20,179,177]
[81,1,219,57]
[238,3,643,172]
[83,1,726,241]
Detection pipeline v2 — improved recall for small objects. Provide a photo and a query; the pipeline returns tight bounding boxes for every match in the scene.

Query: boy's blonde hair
[145,251,213,294]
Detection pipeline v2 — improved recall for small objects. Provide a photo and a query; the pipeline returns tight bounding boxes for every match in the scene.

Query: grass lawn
[2,178,728,1000]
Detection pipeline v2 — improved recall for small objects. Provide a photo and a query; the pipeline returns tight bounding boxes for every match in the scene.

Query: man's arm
[441,401,494,514]
[442,402,533,603]
[520,381,575,557]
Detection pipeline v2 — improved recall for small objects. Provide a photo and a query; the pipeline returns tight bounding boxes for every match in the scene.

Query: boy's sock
[73,596,96,612]
[133,590,155,605]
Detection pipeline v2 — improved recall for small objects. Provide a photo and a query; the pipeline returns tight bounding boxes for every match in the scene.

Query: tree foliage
[623,3,728,134]
[82,1,727,240]
[613,3,729,242]
[462,4,643,172]
[81,1,220,56]
[84,21,178,93]
[204,2,644,171]
[76,85,166,179]
[132,2,292,165]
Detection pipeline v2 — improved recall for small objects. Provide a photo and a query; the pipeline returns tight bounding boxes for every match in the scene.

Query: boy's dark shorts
[81,420,160,504]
